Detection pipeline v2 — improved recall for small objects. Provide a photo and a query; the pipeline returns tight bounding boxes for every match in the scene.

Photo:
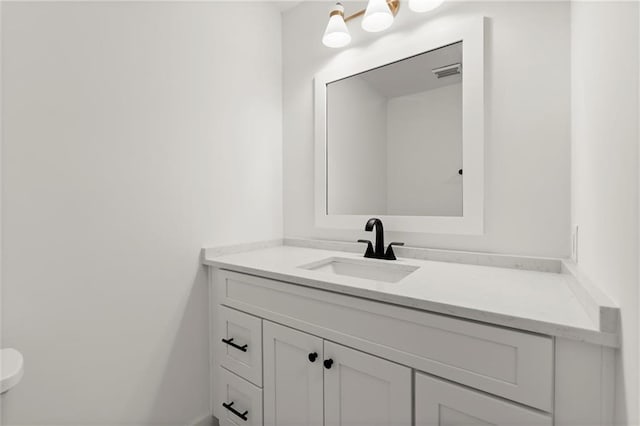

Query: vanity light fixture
[362,0,396,32]
[322,0,444,48]
[322,3,352,48]
[322,0,400,48]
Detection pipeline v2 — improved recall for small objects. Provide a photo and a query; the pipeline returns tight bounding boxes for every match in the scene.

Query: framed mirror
[315,17,486,234]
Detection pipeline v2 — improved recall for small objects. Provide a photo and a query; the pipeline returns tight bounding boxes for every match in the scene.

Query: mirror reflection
[326,41,463,217]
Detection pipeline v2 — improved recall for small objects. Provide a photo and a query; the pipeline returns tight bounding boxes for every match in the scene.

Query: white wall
[327,77,388,214]
[1,2,282,425]
[386,84,463,216]
[570,2,639,424]
[283,1,571,257]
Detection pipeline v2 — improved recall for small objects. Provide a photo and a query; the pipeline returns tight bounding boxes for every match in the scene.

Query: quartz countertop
[203,244,619,347]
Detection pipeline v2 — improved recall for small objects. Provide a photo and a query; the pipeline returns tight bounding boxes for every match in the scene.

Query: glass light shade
[362,0,394,33]
[408,0,445,13]
[322,5,351,48]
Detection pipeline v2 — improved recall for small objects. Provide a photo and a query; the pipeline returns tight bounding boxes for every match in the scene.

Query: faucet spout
[358,218,404,260]
[365,218,385,258]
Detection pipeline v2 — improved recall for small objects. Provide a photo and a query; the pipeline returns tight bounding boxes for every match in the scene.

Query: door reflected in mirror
[326,41,462,217]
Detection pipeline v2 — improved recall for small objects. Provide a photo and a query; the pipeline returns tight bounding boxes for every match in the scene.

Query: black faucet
[357,218,404,260]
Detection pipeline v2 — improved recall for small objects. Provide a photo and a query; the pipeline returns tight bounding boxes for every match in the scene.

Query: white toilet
[1,348,24,394]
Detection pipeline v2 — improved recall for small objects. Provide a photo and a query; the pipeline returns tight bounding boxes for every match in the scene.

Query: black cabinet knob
[308,352,318,362]
[323,359,334,369]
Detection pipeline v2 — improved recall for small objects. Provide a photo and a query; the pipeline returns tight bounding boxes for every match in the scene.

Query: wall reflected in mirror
[326,41,463,217]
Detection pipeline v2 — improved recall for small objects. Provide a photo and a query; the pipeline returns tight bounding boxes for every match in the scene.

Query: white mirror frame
[315,16,486,235]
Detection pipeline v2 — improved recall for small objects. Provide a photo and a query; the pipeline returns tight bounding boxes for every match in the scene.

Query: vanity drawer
[217,270,553,412]
[217,366,263,426]
[218,305,263,386]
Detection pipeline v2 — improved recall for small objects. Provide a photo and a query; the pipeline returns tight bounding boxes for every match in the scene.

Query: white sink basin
[299,257,419,283]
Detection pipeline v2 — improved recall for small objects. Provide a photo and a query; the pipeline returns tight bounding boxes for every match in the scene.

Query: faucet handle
[384,242,404,261]
[357,239,375,258]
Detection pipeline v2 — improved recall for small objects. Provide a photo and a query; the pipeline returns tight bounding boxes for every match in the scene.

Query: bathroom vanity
[203,17,619,425]
[204,242,618,426]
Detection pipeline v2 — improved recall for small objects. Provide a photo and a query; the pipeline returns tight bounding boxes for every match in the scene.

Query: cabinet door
[415,372,552,426]
[324,341,411,426]
[263,321,324,426]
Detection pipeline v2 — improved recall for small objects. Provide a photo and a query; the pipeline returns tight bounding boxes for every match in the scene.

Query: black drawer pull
[308,352,318,362]
[324,358,334,369]
[222,401,248,421]
[222,338,248,352]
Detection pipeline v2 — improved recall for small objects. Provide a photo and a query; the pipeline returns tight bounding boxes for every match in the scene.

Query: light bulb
[408,0,445,13]
[362,0,394,33]
[322,3,352,48]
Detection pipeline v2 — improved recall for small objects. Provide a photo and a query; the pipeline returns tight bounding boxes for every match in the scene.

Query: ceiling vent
[432,63,462,79]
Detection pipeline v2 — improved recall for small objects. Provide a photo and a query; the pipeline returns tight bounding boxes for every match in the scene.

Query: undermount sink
[299,257,419,283]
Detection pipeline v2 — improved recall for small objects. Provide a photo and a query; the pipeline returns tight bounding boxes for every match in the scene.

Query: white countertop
[204,244,619,347]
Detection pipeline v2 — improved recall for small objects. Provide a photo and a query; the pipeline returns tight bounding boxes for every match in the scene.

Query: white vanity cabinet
[209,266,615,426]
[263,321,411,426]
